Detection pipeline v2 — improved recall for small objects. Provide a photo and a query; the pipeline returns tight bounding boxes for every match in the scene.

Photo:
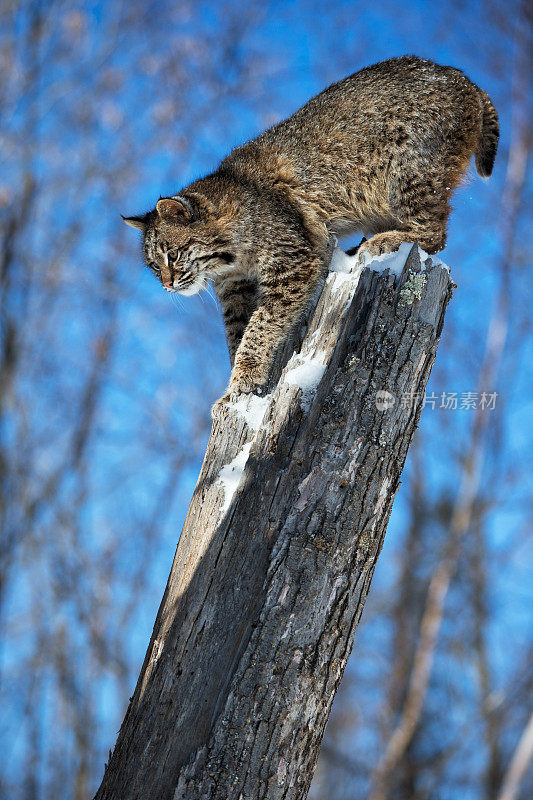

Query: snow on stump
[94,242,453,800]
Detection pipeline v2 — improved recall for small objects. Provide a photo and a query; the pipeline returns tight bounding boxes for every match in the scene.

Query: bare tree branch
[368,10,532,798]
[497,711,533,800]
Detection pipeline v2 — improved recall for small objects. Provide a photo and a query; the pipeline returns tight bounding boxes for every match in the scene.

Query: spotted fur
[124,56,498,402]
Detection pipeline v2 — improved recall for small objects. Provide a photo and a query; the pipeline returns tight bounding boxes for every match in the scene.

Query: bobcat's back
[223,55,498,245]
[126,56,499,404]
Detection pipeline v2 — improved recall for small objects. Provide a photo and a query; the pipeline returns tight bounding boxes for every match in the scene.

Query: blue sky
[1,1,532,797]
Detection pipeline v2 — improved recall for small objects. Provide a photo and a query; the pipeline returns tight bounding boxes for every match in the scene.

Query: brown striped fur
[124,56,499,403]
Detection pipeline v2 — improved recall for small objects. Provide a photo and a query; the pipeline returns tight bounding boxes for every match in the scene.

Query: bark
[94,243,452,800]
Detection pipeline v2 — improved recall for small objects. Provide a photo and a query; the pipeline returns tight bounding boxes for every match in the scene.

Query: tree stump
[94,242,453,800]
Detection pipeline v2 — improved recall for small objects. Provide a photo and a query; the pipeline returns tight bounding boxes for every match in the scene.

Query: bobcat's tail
[475,89,499,178]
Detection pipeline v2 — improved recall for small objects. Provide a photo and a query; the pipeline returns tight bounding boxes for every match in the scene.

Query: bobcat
[124,56,498,405]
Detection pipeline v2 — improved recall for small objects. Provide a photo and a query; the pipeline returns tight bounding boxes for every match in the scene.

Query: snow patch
[360,242,450,275]
[325,247,364,318]
[417,246,449,272]
[283,351,327,410]
[329,246,357,274]
[217,442,252,519]
[228,393,270,431]
[329,242,450,278]
[359,242,413,275]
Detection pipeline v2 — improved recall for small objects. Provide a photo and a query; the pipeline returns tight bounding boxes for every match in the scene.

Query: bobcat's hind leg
[357,225,446,261]
[358,158,452,262]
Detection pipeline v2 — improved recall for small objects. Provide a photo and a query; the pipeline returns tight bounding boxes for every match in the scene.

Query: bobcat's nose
[163,279,173,288]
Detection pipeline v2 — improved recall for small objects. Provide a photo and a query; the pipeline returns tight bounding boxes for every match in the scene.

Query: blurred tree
[0,1,269,798]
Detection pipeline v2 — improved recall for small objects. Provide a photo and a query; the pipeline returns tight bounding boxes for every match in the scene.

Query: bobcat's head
[123,194,236,295]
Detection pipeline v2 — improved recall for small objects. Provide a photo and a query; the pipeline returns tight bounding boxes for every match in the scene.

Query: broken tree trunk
[94,242,453,800]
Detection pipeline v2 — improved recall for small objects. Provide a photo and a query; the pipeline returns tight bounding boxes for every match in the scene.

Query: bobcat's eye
[150,263,161,275]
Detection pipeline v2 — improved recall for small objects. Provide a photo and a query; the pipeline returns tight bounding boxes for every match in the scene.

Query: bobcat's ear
[156,196,193,223]
[122,214,148,232]
[186,192,218,219]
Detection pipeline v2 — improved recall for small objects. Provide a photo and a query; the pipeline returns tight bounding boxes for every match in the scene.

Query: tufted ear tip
[122,214,147,231]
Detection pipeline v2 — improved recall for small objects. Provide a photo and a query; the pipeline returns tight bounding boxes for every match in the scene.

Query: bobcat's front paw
[211,394,231,418]
[211,387,244,417]
[211,360,268,418]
